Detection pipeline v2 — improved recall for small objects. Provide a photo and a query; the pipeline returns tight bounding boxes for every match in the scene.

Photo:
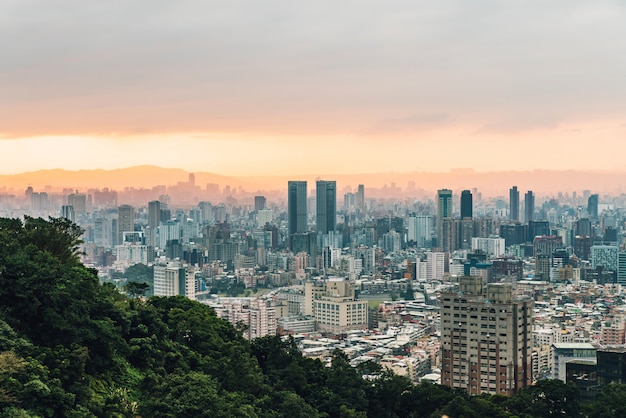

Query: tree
[124,281,150,298]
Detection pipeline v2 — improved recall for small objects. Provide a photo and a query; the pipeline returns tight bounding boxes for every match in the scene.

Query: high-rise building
[254,196,266,212]
[524,191,534,223]
[316,180,336,234]
[460,190,473,219]
[117,205,135,245]
[438,189,453,220]
[588,194,599,220]
[437,189,453,248]
[441,276,533,395]
[356,184,365,210]
[68,193,87,214]
[153,259,197,299]
[509,186,519,221]
[147,200,161,247]
[408,215,432,247]
[61,205,75,223]
[288,181,307,236]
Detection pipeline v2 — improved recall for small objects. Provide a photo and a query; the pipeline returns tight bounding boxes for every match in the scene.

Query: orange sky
[1,1,625,176]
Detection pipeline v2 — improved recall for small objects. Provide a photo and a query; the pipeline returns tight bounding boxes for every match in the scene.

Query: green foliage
[124,281,150,298]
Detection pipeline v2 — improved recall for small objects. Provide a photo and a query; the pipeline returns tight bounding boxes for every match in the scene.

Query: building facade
[441,276,533,395]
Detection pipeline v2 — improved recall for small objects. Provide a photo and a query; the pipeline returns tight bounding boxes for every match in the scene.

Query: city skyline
[2,1,626,175]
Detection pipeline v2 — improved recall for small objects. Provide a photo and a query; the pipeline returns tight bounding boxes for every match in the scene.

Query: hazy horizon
[3,165,626,198]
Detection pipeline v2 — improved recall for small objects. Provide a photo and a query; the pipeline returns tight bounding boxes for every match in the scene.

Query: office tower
[343,192,355,210]
[288,181,308,235]
[117,205,135,245]
[438,189,453,220]
[587,194,599,220]
[316,180,337,234]
[254,196,266,212]
[31,192,50,211]
[147,200,161,247]
[441,276,533,395]
[575,218,592,237]
[356,184,365,209]
[509,186,519,221]
[68,193,87,214]
[61,205,75,223]
[436,189,453,248]
[524,191,534,223]
[460,190,473,219]
[408,215,432,247]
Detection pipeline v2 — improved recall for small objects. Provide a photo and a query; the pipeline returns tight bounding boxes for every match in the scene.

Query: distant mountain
[0,165,244,192]
[1,166,625,197]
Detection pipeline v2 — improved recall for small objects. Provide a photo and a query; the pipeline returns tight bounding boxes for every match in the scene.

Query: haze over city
[2,0,626,178]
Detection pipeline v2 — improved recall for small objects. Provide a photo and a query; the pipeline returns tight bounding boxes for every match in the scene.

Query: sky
[1,0,626,176]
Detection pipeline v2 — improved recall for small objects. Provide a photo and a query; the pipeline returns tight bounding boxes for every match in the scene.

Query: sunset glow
[1,1,625,180]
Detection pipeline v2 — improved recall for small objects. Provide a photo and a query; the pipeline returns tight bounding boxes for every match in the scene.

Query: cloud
[473,116,561,135]
[356,113,452,136]
[1,0,625,138]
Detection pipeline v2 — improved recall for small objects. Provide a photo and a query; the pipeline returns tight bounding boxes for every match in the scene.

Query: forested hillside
[0,217,624,417]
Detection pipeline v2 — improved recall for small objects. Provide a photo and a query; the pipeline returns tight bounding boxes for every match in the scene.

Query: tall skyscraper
[524,190,534,223]
[460,190,473,219]
[288,181,307,235]
[437,189,453,250]
[148,200,161,247]
[117,205,135,245]
[316,180,337,234]
[254,196,266,212]
[356,184,365,210]
[509,186,519,221]
[588,194,599,220]
[438,189,453,220]
[441,276,533,395]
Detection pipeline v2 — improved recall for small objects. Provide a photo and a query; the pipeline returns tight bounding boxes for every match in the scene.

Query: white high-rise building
[471,237,506,257]
[153,259,196,299]
[158,220,181,249]
[427,252,447,281]
[408,215,432,247]
[256,209,273,227]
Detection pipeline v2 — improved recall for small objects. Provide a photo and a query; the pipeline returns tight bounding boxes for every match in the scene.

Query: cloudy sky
[1,0,625,175]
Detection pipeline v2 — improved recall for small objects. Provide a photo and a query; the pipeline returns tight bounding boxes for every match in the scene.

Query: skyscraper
[588,194,599,220]
[117,205,135,245]
[437,189,453,250]
[460,190,473,219]
[524,190,534,223]
[148,200,161,247]
[61,205,75,223]
[254,196,266,212]
[288,181,307,235]
[316,180,336,234]
[356,184,365,210]
[509,186,519,221]
[441,276,533,395]
[437,189,453,220]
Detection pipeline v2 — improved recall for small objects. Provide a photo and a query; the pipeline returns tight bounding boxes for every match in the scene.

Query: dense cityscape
[4,172,626,401]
